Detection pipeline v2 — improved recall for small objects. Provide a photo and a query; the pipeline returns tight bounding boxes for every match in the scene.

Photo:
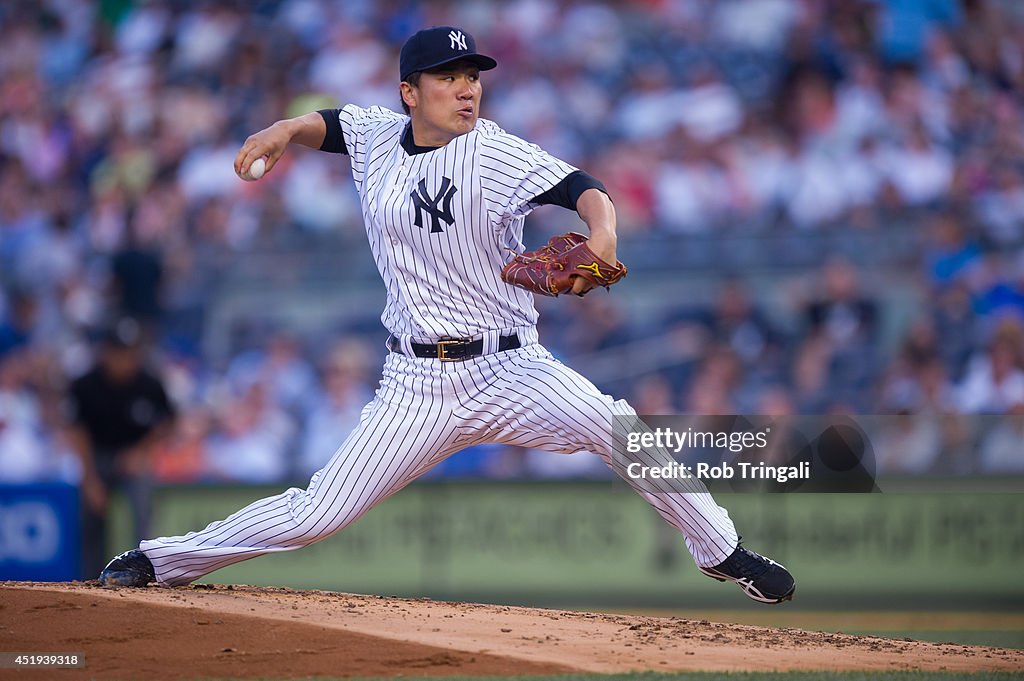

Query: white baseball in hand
[240,156,266,181]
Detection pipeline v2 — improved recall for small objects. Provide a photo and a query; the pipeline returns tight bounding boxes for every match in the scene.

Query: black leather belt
[387,334,521,361]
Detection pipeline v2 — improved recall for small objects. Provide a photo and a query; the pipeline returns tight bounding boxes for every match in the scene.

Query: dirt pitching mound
[2,582,1021,680]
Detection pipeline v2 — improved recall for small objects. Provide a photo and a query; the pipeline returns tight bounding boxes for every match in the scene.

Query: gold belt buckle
[436,339,461,362]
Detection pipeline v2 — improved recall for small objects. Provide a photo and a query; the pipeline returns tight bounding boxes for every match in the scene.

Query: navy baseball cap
[400,26,497,82]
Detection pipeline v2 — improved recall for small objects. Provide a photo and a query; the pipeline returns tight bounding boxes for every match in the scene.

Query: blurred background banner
[0,483,79,581]
[1,0,1023,589]
[105,482,1024,610]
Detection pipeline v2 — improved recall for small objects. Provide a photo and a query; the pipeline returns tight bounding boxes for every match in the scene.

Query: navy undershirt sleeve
[317,109,348,154]
[531,170,609,210]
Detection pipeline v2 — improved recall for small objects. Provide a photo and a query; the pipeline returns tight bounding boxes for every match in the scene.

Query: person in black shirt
[110,221,164,328]
[68,319,174,579]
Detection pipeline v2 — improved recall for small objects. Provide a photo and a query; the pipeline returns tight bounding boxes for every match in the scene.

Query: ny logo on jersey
[449,30,467,50]
[411,177,458,233]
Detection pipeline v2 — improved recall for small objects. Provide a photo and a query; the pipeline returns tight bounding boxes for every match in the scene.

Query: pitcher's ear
[400,82,417,111]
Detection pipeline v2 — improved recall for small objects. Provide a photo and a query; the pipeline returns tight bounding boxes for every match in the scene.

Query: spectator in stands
[629,374,679,415]
[931,279,978,380]
[683,347,742,414]
[150,408,210,484]
[226,330,318,418]
[298,339,374,477]
[110,218,165,338]
[874,412,942,475]
[0,351,51,482]
[708,278,786,386]
[957,318,1024,413]
[204,379,296,484]
[0,288,39,358]
[930,412,979,476]
[802,257,879,400]
[805,257,878,349]
[924,213,981,286]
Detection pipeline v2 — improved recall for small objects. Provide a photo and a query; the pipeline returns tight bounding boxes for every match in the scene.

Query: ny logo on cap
[449,30,467,50]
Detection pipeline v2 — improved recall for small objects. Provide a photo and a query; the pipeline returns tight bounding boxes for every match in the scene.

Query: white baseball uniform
[140,105,738,586]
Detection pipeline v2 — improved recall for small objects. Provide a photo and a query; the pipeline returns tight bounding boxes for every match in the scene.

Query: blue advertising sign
[0,483,80,581]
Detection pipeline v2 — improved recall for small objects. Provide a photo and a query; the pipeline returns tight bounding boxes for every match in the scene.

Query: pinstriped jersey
[337,104,576,341]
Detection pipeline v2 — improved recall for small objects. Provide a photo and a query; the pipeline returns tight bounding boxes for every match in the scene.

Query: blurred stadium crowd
[1,0,1024,486]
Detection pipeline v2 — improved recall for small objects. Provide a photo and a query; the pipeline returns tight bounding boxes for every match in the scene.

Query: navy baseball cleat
[699,545,795,604]
[98,549,156,587]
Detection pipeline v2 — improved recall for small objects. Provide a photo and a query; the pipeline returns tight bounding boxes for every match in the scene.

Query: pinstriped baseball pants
[142,343,738,586]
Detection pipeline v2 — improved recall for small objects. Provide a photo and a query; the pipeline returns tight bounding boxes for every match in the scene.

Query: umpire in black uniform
[68,318,175,579]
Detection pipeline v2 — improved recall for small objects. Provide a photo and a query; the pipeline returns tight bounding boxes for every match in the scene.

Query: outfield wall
[109,481,1024,610]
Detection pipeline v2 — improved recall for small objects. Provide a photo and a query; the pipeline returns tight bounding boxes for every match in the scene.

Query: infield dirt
[2,582,1022,680]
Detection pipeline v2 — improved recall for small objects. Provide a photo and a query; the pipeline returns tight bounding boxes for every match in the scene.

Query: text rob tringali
[626,461,811,484]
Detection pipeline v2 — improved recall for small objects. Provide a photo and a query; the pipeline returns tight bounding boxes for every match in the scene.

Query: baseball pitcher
[100,26,795,605]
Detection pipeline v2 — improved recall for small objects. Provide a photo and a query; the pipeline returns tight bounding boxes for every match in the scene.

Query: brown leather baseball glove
[501,232,628,297]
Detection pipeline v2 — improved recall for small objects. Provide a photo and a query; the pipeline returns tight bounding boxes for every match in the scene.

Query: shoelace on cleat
[723,547,772,580]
